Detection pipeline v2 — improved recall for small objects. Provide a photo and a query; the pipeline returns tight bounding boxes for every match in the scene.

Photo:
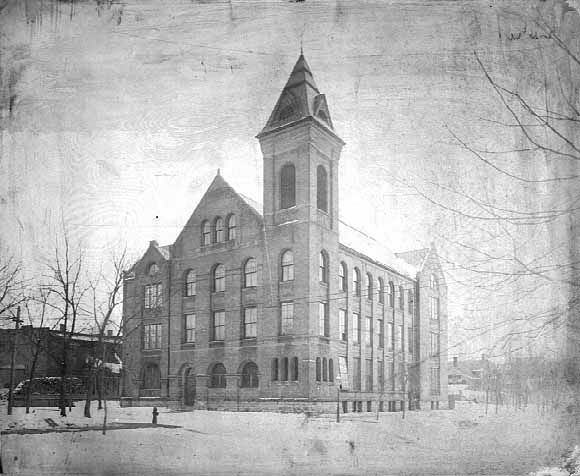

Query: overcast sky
[1,0,576,358]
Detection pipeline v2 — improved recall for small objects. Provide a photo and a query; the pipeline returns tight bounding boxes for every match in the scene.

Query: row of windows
[315,357,334,383]
[149,304,416,349]
[342,310,413,352]
[146,252,430,315]
[272,357,299,381]
[209,362,258,388]
[201,215,237,246]
[279,163,329,212]
[337,260,415,311]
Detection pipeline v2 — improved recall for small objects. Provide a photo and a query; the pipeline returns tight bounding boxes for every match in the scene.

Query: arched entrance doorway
[184,368,196,406]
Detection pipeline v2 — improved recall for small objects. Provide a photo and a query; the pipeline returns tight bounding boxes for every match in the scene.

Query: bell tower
[257,54,345,397]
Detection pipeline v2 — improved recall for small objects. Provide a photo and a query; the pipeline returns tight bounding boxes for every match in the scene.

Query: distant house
[448,356,491,390]
[0,326,122,396]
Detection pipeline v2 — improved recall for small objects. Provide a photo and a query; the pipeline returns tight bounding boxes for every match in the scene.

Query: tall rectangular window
[365,358,373,392]
[352,313,360,343]
[378,360,385,391]
[144,283,163,309]
[430,297,440,320]
[387,322,393,351]
[408,327,413,354]
[280,301,294,335]
[399,325,404,352]
[365,317,372,347]
[430,367,441,395]
[338,357,348,387]
[386,361,394,390]
[377,319,384,348]
[398,286,404,310]
[212,310,225,341]
[353,357,361,391]
[184,313,195,343]
[339,309,347,341]
[430,332,440,356]
[408,290,414,315]
[319,301,329,337]
[144,324,162,349]
[243,307,257,338]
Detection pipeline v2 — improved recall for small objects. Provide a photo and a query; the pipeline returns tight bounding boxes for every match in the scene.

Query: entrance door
[184,368,196,406]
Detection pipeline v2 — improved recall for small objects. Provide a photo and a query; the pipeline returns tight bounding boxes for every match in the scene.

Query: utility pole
[7,306,22,416]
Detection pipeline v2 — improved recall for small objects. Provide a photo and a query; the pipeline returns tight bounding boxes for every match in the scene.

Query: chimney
[150,240,159,247]
[107,330,113,337]
[453,356,458,368]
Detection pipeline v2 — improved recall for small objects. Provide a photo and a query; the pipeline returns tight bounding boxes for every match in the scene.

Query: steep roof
[259,53,336,137]
[395,248,430,270]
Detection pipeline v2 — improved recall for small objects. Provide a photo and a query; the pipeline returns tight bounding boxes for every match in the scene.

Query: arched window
[280,164,296,209]
[281,357,289,381]
[210,363,226,388]
[244,258,258,287]
[430,274,438,290]
[339,262,347,292]
[389,281,395,307]
[214,217,224,243]
[319,251,328,284]
[353,268,361,296]
[185,270,196,297]
[316,357,321,382]
[241,362,259,388]
[329,359,334,382]
[317,165,328,212]
[213,264,225,292]
[227,214,236,240]
[142,363,161,389]
[291,357,299,381]
[201,220,211,246]
[378,277,384,304]
[272,358,279,381]
[399,285,405,309]
[148,263,159,276]
[366,273,373,300]
[281,250,294,282]
[323,358,328,382]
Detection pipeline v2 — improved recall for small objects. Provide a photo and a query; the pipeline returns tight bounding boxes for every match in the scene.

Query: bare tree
[44,233,89,417]
[21,289,52,413]
[83,249,127,420]
[0,247,26,320]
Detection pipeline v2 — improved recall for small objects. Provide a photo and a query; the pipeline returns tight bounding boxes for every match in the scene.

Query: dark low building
[0,326,122,396]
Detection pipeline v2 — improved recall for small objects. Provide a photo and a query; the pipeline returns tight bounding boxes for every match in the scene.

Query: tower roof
[259,53,336,137]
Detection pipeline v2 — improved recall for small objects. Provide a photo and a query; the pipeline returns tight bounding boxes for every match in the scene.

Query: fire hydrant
[152,407,159,425]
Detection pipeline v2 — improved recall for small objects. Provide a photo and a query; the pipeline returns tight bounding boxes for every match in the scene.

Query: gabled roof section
[125,239,169,275]
[395,248,430,270]
[174,171,263,246]
[259,53,336,137]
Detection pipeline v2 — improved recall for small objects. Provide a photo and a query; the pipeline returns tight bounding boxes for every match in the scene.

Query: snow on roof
[238,192,263,217]
[338,220,418,278]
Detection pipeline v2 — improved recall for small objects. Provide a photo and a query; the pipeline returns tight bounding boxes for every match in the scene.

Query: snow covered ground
[0,400,573,475]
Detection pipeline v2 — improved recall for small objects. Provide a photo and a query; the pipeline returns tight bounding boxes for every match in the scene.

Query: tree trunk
[59,356,67,417]
[84,369,94,418]
[97,368,103,410]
